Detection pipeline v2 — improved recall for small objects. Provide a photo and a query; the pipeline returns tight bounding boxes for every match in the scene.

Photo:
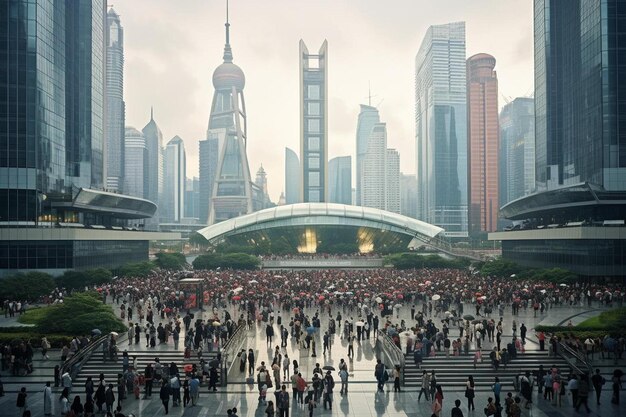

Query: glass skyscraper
[105,8,125,192]
[142,108,164,228]
[199,137,218,224]
[285,147,300,205]
[163,136,186,223]
[355,104,380,205]
[415,22,468,237]
[329,156,351,205]
[124,127,148,200]
[300,40,328,203]
[534,0,626,191]
[0,0,106,224]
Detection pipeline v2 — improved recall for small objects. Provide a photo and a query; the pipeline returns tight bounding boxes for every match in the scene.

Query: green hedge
[384,253,470,270]
[154,252,187,270]
[25,292,126,336]
[0,272,56,301]
[193,252,260,270]
[55,268,113,290]
[478,258,577,284]
[0,332,73,348]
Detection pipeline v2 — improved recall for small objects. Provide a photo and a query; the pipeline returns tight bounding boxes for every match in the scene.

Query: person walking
[159,380,170,414]
[59,388,69,416]
[611,369,622,404]
[276,384,290,417]
[43,382,52,416]
[374,359,386,392]
[189,375,200,406]
[170,374,181,407]
[418,370,430,402]
[182,380,190,407]
[265,400,275,417]
[393,365,401,392]
[451,399,464,417]
[484,397,497,417]
[16,387,27,417]
[591,369,605,405]
[322,370,334,410]
[105,384,115,413]
[339,366,348,395]
[432,385,444,417]
[465,376,476,411]
[491,377,502,406]
[575,374,591,412]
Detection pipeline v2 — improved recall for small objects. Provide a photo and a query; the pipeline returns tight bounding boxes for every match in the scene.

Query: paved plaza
[0,298,623,416]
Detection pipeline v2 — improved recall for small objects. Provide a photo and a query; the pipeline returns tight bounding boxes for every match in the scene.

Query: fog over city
[115,0,533,202]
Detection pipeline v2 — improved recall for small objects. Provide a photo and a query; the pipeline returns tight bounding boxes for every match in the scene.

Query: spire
[223,0,233,63]
[150,106,154,121]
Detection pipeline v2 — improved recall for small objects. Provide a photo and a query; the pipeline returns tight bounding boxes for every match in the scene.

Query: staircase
[74,348,220,388]
[404,350,571,392]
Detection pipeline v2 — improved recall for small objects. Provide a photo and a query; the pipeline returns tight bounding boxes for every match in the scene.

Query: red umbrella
[232,295,241,301]
[397,294,404,299]
[318,295,325,301]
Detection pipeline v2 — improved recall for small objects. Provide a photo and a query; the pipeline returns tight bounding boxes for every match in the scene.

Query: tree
[0,272,56,301]
[154,252,186,270]
[189,232,209,247]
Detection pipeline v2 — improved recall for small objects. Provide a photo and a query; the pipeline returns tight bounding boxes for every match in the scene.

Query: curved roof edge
[52,188,158,219]
[198,203,444,243]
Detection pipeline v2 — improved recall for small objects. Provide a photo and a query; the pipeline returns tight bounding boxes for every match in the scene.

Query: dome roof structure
[212,62,245,91]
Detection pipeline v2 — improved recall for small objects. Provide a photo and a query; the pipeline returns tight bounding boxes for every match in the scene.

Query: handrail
[60,335,108,380]
[558,341,593,375]
[377,331,406,385]
[219,324,247,386]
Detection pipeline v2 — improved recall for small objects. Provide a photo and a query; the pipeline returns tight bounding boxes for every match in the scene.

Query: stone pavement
[1,299,624,416]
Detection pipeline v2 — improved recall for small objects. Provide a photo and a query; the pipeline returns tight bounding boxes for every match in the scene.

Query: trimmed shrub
[154,252,187,270]
[0,272,56,301]
[193,252,260,270]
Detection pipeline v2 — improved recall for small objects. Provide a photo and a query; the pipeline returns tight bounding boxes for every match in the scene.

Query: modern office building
[400,174,418,219]
[207,7,258,224]
[163,136,186,223]
[386,149,401,214]
[105,7,125,192]
[355,104,380,205]
[329,156,352,205]
[0,0,177,275]
[467,53,499,234]
[361,124,401,213]
[124,127,148,200]
[285,147,301,205]
[142,108,164,227]
[184,177,200,221]
[499,97,535,206]
[489,1,626,276]
[300,40,328,203]
[199,137,218,224]
[415,22,468,238]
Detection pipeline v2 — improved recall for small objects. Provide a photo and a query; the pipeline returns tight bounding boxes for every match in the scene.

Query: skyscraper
[329,156,352,205]
[467,53,499,234]
[105,7,125,193]
[355,104,380,205]
[199,137,218,224]
[361,123,401,213]
[386,149,401,214]
[207,6,256,224]
[300,40,328,203]
[534,0,626,192]
[124,127,148,199]
[285,147,300,205]
[415,22,468,237]
[400,174,418,219]
[499,97,535,206]
[142,108,164,227]
[163,136,186,223]
[0,0,107,223]
[184,177,200,220]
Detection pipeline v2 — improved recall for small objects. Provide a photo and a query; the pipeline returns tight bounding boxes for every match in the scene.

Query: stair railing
[377,331,406,385]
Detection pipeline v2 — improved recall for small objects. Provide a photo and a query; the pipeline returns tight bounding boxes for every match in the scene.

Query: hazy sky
[114,0,534,202]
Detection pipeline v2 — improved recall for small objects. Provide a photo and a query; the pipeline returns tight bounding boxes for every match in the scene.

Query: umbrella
[91,329,102,336]
[249,280,259,284]
[375,297,383,303]
[345,291,354,295]
[319,295,325,301]
[164,287,170,291]
[233,287,243,293]
[306,326,316,335]
[212,321,221,326]
[431,294,441,301]
[322,365,335,371]
[559,283,568,287]
[397,294,404,300]
[232,295,242,301]
[110,331,119,337]
[463,315,475,321]
[183,364,193,372]
[355,321,365,326]
[328,285,336,290]
[480,295,487,300]
[394,303,402,309]
[540,289,546,294]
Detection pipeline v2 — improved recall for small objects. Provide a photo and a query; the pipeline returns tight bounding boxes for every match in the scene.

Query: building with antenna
[300,40,328,203]
[355,103,380,206]
[207,3,262,224]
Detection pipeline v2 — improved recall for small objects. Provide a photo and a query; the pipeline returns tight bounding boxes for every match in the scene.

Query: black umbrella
[322,365,335,371]
[463,315,475,321]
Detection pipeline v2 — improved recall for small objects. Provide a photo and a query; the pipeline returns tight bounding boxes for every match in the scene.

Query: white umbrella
[394,303,403,309]
[355,321,365,326]
[375,296,383,303]
[233,287,243,293]
[110,331,119,337]
[328,285,336,290]
[540,289,546,294]
[480,295,487,300]
[559,283,568,287]
[432,294,441,301]
[249,280,259,284]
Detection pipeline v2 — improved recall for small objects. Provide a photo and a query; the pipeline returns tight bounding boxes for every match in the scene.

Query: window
[308,119,320,133]
[309,172,320,187]
[307,85,320,100]
[308,102,320,116]
[308,157,319,169]
[308,190,320,202]
[308,137,320,151]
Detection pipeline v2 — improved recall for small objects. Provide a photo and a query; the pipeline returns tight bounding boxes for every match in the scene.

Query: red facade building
[467,53,499,234]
